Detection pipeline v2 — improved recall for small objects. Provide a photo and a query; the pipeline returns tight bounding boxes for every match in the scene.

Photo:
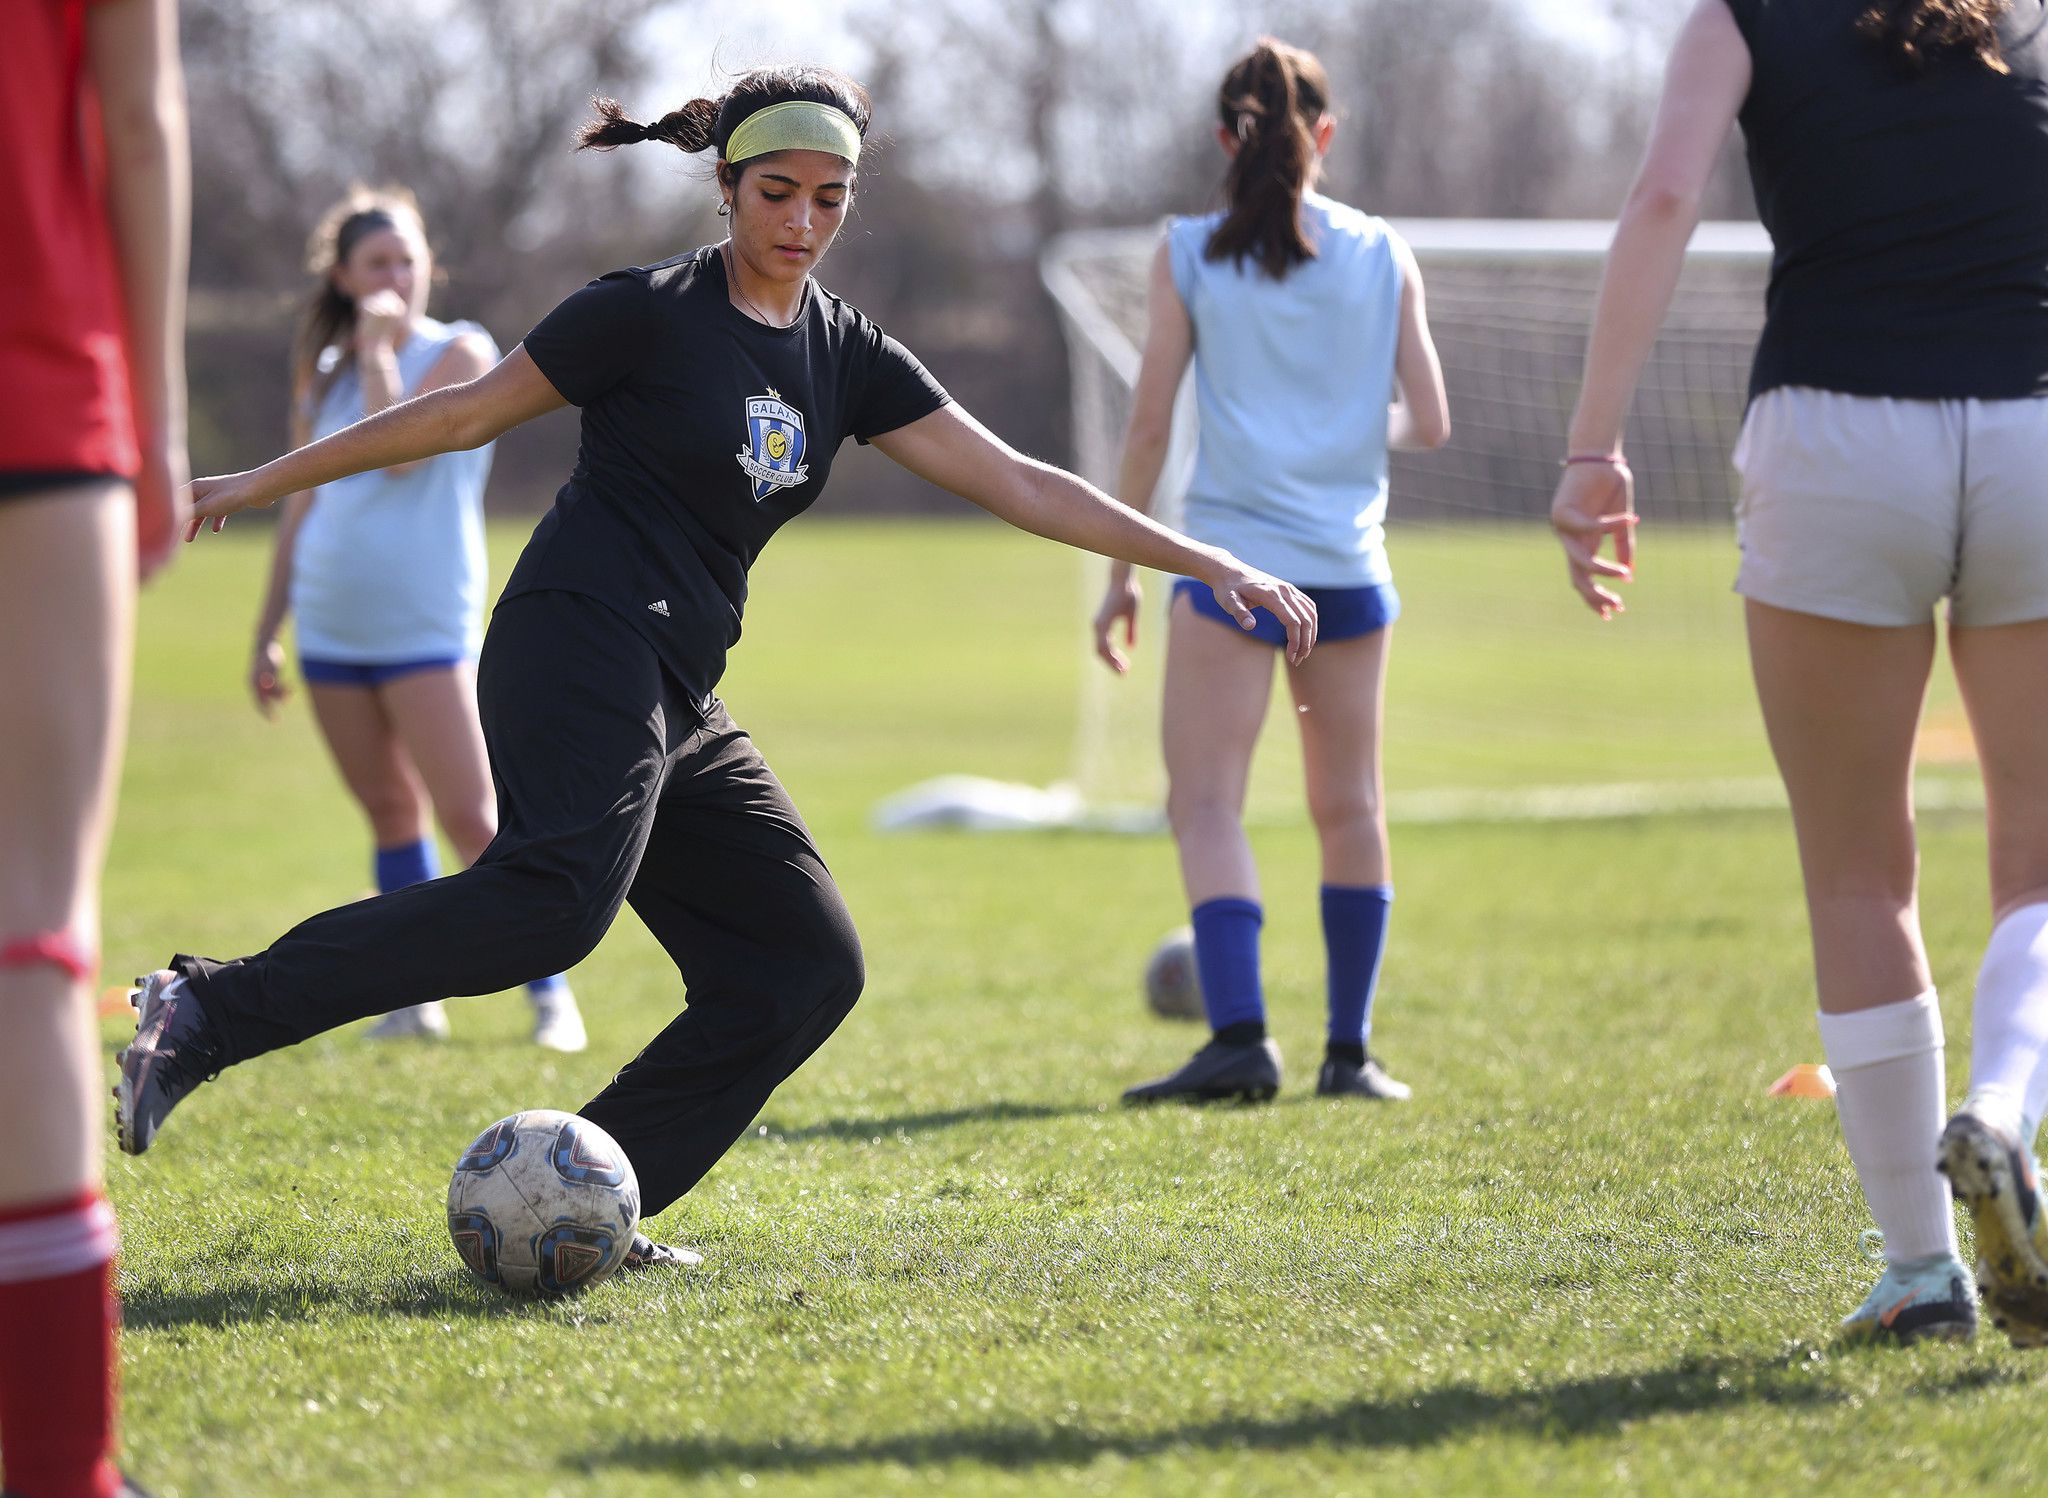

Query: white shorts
[1733,386,2048,628]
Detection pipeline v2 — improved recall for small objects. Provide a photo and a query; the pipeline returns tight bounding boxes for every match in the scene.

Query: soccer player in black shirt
[113,66,1317,1269]
[1551,0,2048,1347]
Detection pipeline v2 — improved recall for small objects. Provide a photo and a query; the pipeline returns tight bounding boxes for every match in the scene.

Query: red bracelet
[1561,453,1629,468]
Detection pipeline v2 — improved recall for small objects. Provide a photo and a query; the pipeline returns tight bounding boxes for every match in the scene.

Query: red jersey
[0,0,137,479]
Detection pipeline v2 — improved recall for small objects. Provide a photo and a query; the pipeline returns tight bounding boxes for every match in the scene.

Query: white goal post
[877,218,1980,832]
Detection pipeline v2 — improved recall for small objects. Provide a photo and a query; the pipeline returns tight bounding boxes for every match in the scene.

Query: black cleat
[1316,1054,1413,1101]
[621,1232,704,1271]
[1122,1038,1281,1105]
[113,969,224,1156]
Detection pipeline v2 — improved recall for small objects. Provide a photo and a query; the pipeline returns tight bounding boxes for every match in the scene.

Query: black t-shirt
[507,245,950,700]
[1725,0,2048,400]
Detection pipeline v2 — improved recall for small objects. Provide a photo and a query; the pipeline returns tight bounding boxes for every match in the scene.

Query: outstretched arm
[871,402,1319,664]
[1551,0,1750,618]
[186,344,567,536]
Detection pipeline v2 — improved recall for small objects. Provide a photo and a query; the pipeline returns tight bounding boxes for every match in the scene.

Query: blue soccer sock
[526,972,568,999]
[374,838,439,894]
[1323,883,1393,1062]
[1192,897,1265,1040]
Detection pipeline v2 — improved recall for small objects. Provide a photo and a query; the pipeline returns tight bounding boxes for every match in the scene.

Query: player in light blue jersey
[248,187,585,1050]
[1097,38,1449,1107]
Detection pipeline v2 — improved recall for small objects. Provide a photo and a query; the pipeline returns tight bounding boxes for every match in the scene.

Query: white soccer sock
[1968,901,2048,1146]
[1817,990,1957,1266]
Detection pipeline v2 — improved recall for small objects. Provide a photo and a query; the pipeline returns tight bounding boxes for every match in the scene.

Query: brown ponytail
[1205,38,1330,281]
[578,96,721,154]
[292,186,428,413]
[576,66,872,193]
[1859,0,2014,74]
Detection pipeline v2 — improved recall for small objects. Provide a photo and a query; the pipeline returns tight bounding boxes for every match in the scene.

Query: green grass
[106,519,2039,1497]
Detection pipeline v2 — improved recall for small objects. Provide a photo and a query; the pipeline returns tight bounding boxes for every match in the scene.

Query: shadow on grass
[755,1100,1101,1144]
[570,1353,1863,1478]
[122,1269,525,1330]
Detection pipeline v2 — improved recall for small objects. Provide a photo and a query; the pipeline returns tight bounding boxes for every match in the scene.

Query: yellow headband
[724,100,863,167]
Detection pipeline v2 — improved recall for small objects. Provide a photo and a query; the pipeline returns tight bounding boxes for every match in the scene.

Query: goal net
[875,217,1979,834]
[1025,217,1976,827]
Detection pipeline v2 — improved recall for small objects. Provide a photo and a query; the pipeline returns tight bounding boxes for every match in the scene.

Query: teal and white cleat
[1837,1252,1977,1346]
[1938,1100,2048,1348]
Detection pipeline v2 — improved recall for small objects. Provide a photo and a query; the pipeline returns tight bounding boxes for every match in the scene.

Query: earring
[717,201,731,218]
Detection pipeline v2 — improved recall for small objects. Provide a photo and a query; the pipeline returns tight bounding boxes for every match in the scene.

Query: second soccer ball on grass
[1145,927,1204,1021]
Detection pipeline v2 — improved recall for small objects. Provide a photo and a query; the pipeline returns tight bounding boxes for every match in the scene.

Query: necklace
[723,243,802,329]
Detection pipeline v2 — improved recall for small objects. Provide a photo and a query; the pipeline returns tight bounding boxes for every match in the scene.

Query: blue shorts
[298,654,468,688]
[1173,578,1400,647]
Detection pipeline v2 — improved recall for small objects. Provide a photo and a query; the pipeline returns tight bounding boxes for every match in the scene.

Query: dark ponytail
[1205,38,1330,281]
[1859,0,2013,74]
[578,96,721,153]
[292,186,428,412]
[577,66,872,192]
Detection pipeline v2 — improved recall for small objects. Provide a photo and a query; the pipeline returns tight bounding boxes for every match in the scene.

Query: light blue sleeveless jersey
[290,315,496,662]
[1167,193,1404,587]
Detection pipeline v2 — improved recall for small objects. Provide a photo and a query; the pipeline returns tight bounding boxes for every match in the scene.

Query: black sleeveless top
[1724,0,2048,400]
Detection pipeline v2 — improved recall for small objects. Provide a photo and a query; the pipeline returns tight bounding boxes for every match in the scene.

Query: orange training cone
[1768,1063,1836,1099]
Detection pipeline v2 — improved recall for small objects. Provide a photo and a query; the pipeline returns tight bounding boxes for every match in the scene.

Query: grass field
[105,519,2040,1497]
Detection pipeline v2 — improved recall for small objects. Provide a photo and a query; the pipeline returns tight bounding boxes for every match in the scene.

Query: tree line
[181,0,1746,515]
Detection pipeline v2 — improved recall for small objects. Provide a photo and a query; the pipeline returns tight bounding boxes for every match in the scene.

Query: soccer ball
[446,1109,640,1298]
[1144,927,1204,1021]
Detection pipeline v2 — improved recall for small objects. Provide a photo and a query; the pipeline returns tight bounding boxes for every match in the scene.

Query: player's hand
[134,431,190,583]
[353,289,409,350]
[1550,458,1637,619]
[249,639,290,719]
[1093,570,1142,674]
[184,472,270,539]
[1210,559,1318,666]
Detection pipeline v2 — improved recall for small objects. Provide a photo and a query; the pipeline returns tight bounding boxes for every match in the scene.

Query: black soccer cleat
[113,969,224,1156]
[1316,1054,1413,1101]
[621,1232,705,1271]
[1122,1037,1282,1105]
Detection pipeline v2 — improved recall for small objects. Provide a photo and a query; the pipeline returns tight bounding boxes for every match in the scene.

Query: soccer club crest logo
[735,388,810,502]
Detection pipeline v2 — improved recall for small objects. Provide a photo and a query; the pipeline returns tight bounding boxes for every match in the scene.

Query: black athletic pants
[173,590,864,1216]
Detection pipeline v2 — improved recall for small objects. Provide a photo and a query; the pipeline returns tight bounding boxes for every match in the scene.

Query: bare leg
[1286,625,1407,1096]
[1745,600,1935,1015]
[1746,599,1956,1270]
[1286,626,1392,887]
[1951,619,2048,920]
[0,484,132,1207]
[1161,592,1276,907]
[379,663,495,864]
[1122,594,1286,1102]
[306,680,427,852]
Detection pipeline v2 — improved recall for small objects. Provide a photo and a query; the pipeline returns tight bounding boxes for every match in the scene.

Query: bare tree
[180,0,690,493]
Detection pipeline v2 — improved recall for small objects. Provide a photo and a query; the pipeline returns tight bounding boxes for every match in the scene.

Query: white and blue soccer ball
[1144,926,1204,1021]
[446,1109,640,1298]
